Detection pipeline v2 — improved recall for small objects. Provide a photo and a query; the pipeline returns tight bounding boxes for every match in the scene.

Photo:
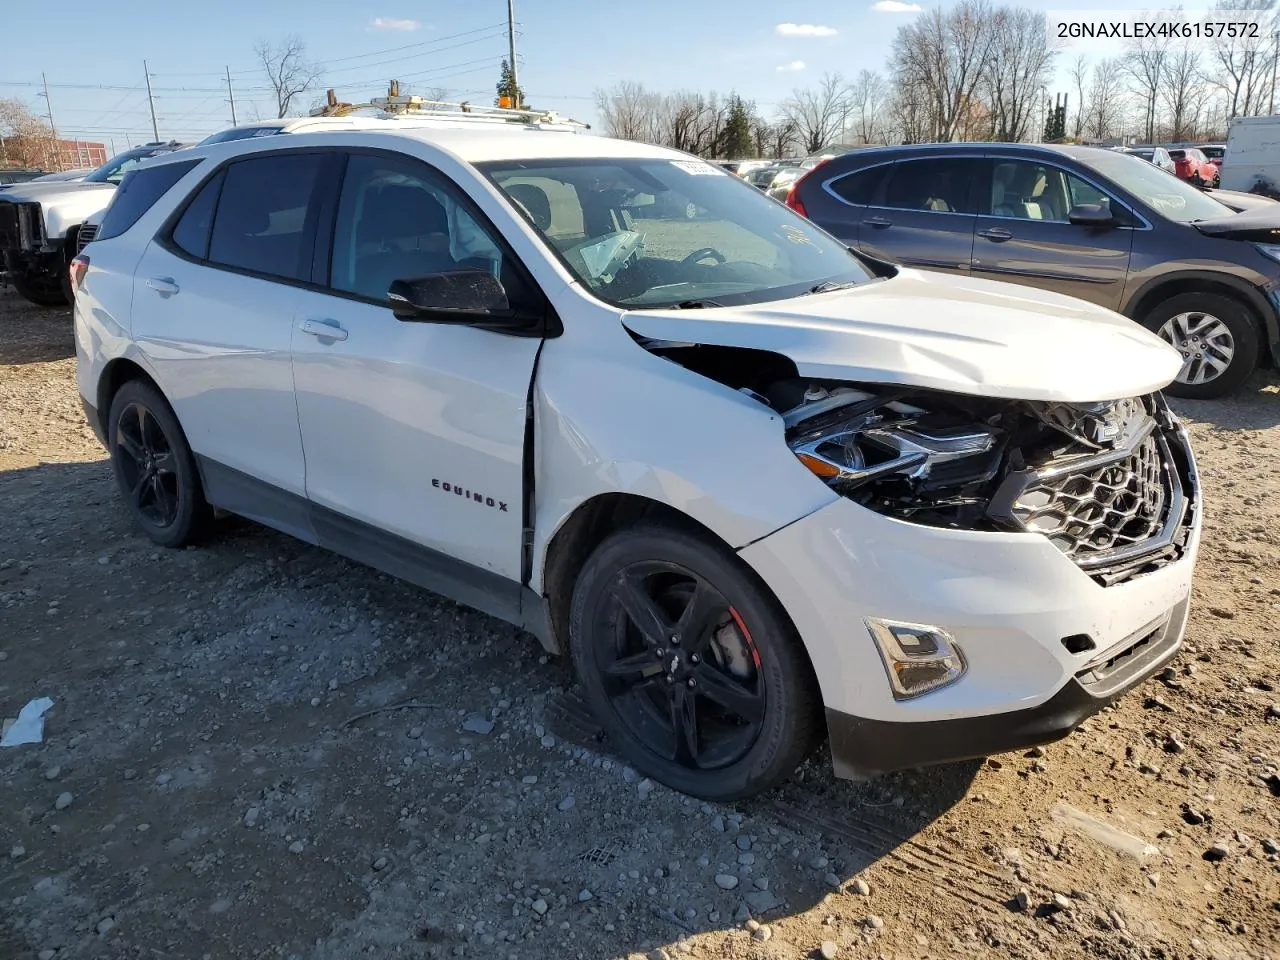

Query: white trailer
[1220,115,1280,198]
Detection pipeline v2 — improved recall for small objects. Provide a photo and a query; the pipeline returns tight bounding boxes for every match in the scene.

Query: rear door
[969,157,1133,310]
[129,151,327,523]
[804,162,891,247]
[856,156,980,274]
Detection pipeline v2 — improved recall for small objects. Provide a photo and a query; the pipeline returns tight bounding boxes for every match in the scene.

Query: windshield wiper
[806,280,860,295]
[672,298,725,309]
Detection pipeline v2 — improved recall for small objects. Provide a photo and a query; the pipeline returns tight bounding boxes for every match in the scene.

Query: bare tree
[1085,57,1126,141]
[256,36,323,118]
[888,0,998,142]
[1070,54,1090,138]
[594,81,661,142]
[1209,0,1278,116]
[0,97,57,169]
[770,118,799,157]
[1124,34,1168,142]
[1160,48,1208,140]
[983,5,1057,141]
[780,73,850,153]
[846,70,889,144]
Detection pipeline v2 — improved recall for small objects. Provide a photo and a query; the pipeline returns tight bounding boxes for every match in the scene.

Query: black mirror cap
[1067,203,1115,227]
[848,246,900,279]
[389,269,512,322]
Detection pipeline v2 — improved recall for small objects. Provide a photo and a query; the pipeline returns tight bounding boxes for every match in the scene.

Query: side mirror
[1067,203,1115,227]
[388,269,511,322]
[848,246,899,279]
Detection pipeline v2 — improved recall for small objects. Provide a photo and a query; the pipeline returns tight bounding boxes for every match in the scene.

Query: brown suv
[786,143,1280,398]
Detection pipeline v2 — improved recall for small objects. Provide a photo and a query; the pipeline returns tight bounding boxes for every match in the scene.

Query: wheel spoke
[154,473,179,524]
[669,684,700,766]
[116,428,145,465]
[674,579,727,652]
[130,466,155,507]
[693,664,764,722]
[151,450,175,474]
[611,573,672,646]
[604,650,661,686]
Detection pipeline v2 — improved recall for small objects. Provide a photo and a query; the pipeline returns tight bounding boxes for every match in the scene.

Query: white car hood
[0,180,115,202]
[0,180,116,240]
[620,269,1182,403]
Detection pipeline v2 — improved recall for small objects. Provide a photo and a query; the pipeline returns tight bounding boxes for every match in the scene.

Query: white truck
[1219,115,1280,199]
[0,142,187,305]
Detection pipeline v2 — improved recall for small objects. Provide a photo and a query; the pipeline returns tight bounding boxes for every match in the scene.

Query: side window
[1067,174,1110,209]
[881,158,978,214]
[828,166,889,206]
[329,153,532,307]
[169,170,224,260]
[97,160,200,241]
[989,161,1074,221]
[207,153,324,282]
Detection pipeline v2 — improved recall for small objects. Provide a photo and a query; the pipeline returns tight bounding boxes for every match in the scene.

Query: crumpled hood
[1191,203,1280,241]
[621,269,1182,403]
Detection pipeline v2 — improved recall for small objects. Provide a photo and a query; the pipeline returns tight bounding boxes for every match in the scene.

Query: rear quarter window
[97,160,201,241]
[826,165,890,205]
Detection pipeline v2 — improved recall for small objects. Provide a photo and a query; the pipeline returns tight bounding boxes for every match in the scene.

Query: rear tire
[107,380,213,548]
[569,524,822,800]
[1140,292,1259,399]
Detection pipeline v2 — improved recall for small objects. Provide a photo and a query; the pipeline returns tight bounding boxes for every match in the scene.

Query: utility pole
[40,73,59,169]
[143,59,159,142]
[225,65,238,125]
[506,0,520,108]
[109,137,117,157]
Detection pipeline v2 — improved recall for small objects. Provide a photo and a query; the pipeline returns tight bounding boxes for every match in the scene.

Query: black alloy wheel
[571,526,821,800]
[107,380,212,547]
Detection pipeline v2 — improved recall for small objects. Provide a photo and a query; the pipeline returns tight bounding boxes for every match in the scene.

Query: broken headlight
[784,385,1007,529]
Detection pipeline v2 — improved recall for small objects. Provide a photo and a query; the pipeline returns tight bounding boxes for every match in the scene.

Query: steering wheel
[681,247,727,267]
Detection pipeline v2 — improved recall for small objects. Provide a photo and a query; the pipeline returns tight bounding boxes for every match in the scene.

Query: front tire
[107,380,212,547]
[569,524,822,800]
[1141,292,1259,399]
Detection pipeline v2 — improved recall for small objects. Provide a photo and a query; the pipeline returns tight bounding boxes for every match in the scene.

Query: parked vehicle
[0,142,187,305]
[1198,144,1225,173]
[1220,116,1280,199]
[1123,146,1175,175]
[30,167,95,183]
[73,126,1198,799]
[766,166,804,202]
[1167,147,1218,187]
[0,169,47,186]
[785,142,1280,398]
[197,116,394,144]
[746,161,797,189]
[1200,186,1277,213]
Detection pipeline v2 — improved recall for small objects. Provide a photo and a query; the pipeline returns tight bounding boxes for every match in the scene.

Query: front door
[970,158,1134,310]
[290,151,544,592]
[856,156,980,275]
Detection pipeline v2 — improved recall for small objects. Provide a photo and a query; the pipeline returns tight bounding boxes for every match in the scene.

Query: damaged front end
[771,379,1199,587]
[0,197,71,304]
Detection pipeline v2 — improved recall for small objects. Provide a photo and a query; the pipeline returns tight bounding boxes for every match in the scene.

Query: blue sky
[1,0,1219,154]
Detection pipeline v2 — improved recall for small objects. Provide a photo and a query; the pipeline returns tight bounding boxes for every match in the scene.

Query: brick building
[57,139,107,169]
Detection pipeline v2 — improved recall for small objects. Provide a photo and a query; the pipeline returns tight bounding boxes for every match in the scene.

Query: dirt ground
[1,285,1277,960]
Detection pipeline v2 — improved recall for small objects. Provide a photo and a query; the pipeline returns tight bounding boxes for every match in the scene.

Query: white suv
[73,127,1201,799]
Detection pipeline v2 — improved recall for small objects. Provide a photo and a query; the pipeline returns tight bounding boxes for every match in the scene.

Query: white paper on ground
[0,697,55,747]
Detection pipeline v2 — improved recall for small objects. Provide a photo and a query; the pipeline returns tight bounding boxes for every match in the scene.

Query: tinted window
[169,170,225,260]
[828,165,889,205]
[207,153,323,281]
[481,157,872,309]
[881,158,978,214]
[96,160,200,241]
[329,153,531,307]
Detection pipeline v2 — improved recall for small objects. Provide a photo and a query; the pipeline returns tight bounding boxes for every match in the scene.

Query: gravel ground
[1,285,1277,960]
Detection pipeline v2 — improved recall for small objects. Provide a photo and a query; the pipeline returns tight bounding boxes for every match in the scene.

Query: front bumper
[738,433,1201,779]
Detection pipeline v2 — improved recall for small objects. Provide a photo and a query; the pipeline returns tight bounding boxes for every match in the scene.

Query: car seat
[505,182,553,231]
[352,186,457,300]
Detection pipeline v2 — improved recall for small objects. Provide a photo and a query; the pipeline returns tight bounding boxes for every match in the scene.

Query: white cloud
[775,22,838,37]
[370,17,419,31]
[871,1,922,11]
[776,60,807,72]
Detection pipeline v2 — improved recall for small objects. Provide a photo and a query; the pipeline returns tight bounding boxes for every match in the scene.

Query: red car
[1167,147,1219,186]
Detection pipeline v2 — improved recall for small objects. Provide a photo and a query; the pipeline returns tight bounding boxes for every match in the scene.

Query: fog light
[866,618,967,700]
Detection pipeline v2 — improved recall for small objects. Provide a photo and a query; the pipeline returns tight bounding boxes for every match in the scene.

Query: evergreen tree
[720,95,755,159]
[1043,100,1066,142]
[495,60,527,110]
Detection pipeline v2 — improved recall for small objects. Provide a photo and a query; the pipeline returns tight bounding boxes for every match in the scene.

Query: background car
[30,167,95,183]
[1124,146,1175,175]
[785,142,1280,398]
[0,169,47,186]
[1167,147,1219,186]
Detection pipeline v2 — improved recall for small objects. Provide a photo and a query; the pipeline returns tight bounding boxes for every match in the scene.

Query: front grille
[1012,429,1169,558]
[0,201,18,252]
[990,398,1196,587]
[76,223,98,252]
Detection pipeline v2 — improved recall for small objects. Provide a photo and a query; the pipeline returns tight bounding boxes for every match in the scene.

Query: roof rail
[311,82,590,132]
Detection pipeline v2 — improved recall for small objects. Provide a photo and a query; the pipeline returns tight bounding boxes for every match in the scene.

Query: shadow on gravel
[1,456,984,960]
[0,291,73,366]
[1169,370,1280,431]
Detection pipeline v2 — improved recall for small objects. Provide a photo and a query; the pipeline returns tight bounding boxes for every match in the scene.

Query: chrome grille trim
[76,223,98,252]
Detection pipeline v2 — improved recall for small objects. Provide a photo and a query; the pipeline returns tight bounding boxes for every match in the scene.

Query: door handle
[978,227,1013,242]
[863,216,892,229]
[145,277,179,296]
[299,318,348,342]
